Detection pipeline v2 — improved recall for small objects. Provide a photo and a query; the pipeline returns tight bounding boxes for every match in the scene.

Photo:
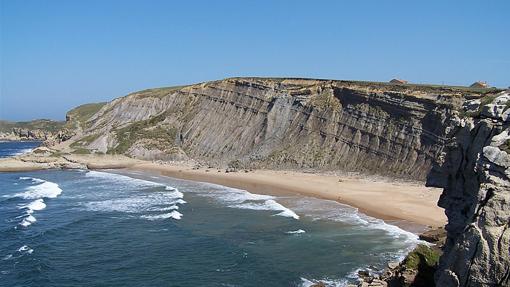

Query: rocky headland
[430,92,510,286]
[0,119,65,142]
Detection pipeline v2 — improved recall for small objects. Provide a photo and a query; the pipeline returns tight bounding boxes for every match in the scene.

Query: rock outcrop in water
[64,78,502,181]
[428,92,510,286]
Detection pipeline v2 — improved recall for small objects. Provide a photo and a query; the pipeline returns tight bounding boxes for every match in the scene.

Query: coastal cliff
[64,78,500,181]
[0,119,64,141]
[3,78,508,286]
[429,92,510,286]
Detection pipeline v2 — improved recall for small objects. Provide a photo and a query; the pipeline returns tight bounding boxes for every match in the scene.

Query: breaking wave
[141,211,183,221]
[192,183,300,220]
[286,229,306,234]
[288,197,421,247]
[83,171,186,221]
[13,177,62,227]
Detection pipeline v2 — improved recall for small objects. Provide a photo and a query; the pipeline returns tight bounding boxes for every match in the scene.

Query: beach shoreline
[0,154,447,230]
[126,162,446,229]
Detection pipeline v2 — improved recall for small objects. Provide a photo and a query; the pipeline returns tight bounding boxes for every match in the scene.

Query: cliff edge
[429,92,510,286]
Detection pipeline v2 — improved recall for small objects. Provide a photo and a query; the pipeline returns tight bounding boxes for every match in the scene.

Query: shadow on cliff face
[411,253,438,287]
[424,98,510,287]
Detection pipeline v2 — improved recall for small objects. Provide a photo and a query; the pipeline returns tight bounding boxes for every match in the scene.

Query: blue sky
[1,0,509,121]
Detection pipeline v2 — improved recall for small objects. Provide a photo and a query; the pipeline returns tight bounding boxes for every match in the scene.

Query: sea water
[0,142,424,286]
[0,141,41,158]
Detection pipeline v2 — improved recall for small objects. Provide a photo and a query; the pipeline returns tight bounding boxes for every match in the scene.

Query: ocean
[0,141,41,158]
[0,141,424,286]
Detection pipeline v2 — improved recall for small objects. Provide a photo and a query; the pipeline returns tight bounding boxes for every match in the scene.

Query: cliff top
[225,77,503,97]
[0,119,65,134]
[116,77,503,104]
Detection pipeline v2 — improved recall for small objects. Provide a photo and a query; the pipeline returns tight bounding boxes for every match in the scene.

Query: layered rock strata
[67,78,488,180]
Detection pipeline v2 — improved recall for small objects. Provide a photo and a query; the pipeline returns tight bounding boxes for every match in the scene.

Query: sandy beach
[0,154,447,228]
[128,162,447,228]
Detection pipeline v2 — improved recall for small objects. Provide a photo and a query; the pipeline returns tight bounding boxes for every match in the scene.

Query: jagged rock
[358,270,371,278]
[483,146,510,168]
[418,227,446,244]
[463,99,481,114]
[387,262,400,270]
[372,283,386,287]
[480,93,510,121]
[432,96,510,286]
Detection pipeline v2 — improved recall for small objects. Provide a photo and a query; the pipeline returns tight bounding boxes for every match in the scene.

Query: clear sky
[1,0,509,121]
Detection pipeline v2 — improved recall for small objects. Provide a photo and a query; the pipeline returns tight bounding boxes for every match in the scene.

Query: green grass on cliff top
[92,78,503,111]
[129,86,187,99]
[0,119,65,133]
[66,102,106,129]
[228,77,503,95]
[67,102,106,122]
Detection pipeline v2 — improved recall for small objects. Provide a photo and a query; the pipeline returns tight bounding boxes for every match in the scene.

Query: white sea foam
[17,245,33,254]
[12,178,62,228]
[85,171,163,189]
[85,193,184,214]
[83,171,186,220]
[14,178,62,199]
[19,199,46,213]
[141,211,183,220]
[234,199,300,219]
[195,183,299,220]
[171,190,184,198]
[13,148,34,156]
[20,215,37,227]
[19,177,45,183]
[17,199,46,227]
[288,197,421,246]
[173,199,187,204]
[286,229,306,234]
[151,205,179,211]
[300,277,348,287]
[165,186,176,191]
[85,195,174,213]
[359,216,420,245]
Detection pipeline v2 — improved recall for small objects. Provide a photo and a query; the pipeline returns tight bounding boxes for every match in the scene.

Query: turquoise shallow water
[0,143,424,286]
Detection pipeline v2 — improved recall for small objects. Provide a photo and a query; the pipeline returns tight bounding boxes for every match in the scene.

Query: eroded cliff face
[0,119,65,141]
[65,78,499,180]
[430,92,510,286]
